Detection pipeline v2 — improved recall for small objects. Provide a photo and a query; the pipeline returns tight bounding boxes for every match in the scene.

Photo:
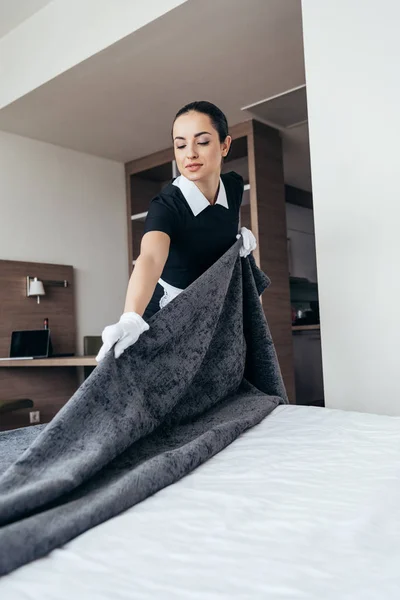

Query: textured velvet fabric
[0,239,287,575]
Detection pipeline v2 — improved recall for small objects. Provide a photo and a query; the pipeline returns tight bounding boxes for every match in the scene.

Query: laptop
[0,329,50,360]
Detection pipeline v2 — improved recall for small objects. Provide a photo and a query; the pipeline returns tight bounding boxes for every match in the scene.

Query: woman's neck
[193,172,221,205]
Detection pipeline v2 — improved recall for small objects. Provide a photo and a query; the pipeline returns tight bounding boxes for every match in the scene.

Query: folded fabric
[0,238,288,576]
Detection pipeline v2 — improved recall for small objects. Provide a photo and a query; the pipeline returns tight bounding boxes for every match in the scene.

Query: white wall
[0,131,128,353]
[0,0,188,109]
[302,0,400,415]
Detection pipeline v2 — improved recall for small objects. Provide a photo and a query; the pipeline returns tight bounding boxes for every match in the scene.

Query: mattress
[1,404,400,599]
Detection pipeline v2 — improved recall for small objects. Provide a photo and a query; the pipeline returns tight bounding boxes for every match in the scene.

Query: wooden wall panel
[0,367,78,431]
[0,259,77,430]
[0,259,75,358]
[131,176,162,214]
[248,120,296,402]
[131,220,145,263]
[125,147,174,177]
[240,204,251,230]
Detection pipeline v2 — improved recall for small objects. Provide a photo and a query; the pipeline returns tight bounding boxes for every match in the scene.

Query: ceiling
[0,0,311,191]
[0,0,53,38]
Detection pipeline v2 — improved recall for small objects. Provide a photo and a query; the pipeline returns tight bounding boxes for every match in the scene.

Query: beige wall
[0,131,128,353]
[302,0,400,415]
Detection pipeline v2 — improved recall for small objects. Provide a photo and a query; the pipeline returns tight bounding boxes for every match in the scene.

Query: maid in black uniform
[96,101,257,362]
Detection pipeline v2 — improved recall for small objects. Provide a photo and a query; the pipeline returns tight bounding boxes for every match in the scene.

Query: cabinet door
[287,229,318,282]
[286,204,317,282]
[292,332,324,406]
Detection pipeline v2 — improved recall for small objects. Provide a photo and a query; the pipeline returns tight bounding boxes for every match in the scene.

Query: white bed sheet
[2,405,400,600]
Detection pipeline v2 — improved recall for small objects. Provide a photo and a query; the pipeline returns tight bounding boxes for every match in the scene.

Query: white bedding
[2,405,400,599]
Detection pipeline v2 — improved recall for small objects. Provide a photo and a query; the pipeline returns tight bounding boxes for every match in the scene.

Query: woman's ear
[221,135,232,158]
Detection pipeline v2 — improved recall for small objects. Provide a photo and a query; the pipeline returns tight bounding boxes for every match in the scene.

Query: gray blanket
[0,239,287,576]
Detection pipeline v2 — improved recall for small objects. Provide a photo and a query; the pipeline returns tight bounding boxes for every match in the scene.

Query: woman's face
[172,111,231,182]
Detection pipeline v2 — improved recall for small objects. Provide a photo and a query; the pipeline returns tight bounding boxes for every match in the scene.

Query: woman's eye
[176,145,186,150]
[198,141,210,146]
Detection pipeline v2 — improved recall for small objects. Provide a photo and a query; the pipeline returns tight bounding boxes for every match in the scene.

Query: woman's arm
[96,231,170,362]
[123,231,170,316]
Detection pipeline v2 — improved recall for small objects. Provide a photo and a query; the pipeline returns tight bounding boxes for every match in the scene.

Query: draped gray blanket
[0,239,287,576]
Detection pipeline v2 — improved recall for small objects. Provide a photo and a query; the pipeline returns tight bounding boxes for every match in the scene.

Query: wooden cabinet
[286,203,318,282]
[128,163,172,264]
[292,329,325,406]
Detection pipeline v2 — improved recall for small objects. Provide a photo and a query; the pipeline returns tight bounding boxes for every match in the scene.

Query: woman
[96,101,257,362]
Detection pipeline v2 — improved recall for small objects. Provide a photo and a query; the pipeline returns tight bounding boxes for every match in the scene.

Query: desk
[0,357,97,431]
[0,356,97,368]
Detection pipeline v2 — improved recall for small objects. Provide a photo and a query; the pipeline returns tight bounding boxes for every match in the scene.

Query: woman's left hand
[236,227,257,257]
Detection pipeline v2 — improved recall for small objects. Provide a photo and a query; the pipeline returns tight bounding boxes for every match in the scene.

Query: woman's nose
[186,144,198,159]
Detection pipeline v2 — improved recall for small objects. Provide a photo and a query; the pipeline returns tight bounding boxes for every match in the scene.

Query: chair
[0,398,35,430]
[0,398,34,414]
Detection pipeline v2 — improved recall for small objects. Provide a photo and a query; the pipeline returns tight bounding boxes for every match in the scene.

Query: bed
[2,404,400,599]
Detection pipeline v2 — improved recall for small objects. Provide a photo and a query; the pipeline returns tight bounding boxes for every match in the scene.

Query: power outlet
[29,411,40,424]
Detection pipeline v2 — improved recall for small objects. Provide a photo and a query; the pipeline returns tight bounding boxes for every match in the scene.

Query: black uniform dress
[142,171,244,321]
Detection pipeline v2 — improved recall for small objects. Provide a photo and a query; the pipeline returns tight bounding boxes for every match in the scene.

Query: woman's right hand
[96,312,150,362]
[236,227,257,257]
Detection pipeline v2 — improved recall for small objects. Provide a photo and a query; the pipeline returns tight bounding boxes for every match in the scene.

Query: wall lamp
[26,276,69,304]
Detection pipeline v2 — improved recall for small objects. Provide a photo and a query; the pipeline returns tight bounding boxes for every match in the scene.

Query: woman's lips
[186,164,202,172]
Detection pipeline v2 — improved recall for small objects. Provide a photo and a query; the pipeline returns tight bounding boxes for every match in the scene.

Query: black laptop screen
[10,330,50,358]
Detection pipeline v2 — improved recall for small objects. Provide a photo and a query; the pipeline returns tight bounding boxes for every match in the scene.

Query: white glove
[236,226,257,257]
[96,312,150,362]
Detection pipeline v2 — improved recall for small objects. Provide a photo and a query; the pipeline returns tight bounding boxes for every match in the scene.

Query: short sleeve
[224,171,244,209]
[143,198,176,239]
[229,171,244,188]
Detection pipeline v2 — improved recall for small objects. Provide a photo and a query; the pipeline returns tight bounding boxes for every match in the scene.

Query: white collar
[172,175,229,216]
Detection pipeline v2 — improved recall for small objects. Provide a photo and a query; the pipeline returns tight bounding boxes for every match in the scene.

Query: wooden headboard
[0,259,76,357]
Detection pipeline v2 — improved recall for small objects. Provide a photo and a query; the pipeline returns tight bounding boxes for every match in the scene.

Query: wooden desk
[0,356,97,368]
[292,325,320,332]
[0,357,97,431]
